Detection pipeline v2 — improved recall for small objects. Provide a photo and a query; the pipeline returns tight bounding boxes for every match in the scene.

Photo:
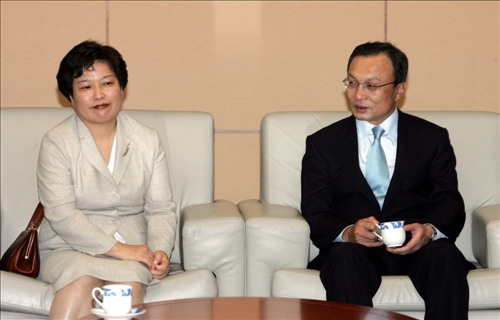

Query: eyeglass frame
[343,77,396,93]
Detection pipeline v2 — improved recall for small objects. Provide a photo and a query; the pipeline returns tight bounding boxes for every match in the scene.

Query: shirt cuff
[334,224,354,242]
[424,223,448,240]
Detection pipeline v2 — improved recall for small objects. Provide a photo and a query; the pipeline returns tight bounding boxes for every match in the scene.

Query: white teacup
[373,220,405,247]
[92,284,132,315]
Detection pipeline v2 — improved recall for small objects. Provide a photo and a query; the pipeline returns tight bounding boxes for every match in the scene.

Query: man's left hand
[387,223,433,255]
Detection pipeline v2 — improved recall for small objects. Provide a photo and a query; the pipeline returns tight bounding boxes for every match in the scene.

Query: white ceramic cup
[92,284,132,315]
[373,220,405,247]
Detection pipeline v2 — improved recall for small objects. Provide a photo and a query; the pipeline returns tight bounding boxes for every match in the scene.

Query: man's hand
[387,223,433,255]
[149,250,170,279]
[343,216,384,247]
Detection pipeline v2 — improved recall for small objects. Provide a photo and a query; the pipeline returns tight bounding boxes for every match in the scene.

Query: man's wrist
[341,226,352,242]
[423,223,437,241]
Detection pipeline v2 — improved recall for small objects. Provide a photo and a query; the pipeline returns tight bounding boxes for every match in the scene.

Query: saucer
[90,308,146,320]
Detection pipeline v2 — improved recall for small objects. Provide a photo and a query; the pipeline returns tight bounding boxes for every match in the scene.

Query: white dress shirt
[357,109,398,180]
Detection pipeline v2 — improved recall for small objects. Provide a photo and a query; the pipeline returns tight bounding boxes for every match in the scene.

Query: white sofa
[239,111,500,319]
[0,107,245,319]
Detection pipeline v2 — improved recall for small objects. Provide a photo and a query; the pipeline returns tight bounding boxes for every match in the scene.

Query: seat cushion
[0,311,48,320]
[272,268,500,311]
[144,268,218,302]
[1,266,217,317]
[0,271,53,317]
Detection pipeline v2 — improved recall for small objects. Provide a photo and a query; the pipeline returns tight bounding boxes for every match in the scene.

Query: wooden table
[82,297,417,320]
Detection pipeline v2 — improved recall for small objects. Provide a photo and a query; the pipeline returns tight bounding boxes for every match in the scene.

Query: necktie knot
[372,126,384,141]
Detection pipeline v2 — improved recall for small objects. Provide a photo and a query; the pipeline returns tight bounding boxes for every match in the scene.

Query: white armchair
[1,107,245,319]
[239,111,500,319]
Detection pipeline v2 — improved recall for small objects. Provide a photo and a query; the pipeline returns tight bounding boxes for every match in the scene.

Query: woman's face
[70,61,123,129]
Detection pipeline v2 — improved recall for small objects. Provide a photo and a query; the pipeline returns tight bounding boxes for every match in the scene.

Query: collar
[356,108,399,142]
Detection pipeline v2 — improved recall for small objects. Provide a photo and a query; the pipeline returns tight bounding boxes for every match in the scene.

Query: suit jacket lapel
[334,116,379,206]
[112,113,134,185]
[383,111,420,208]
[77,117,115,184]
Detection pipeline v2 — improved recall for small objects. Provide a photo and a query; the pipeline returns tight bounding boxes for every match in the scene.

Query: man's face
[346,53,406,125]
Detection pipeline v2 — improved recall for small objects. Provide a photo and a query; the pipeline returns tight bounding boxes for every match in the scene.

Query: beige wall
[2,1,499,204]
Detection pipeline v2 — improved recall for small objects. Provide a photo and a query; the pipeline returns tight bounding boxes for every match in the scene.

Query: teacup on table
[92,284,132,315]
[373,220,405,247]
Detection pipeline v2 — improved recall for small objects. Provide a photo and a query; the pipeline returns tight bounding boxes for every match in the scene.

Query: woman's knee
[68,275,103,292]
[129,282,146,295]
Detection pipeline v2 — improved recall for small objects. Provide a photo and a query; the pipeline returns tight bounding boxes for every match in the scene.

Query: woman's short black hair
[57,40,128,101]
[347,42,408,85]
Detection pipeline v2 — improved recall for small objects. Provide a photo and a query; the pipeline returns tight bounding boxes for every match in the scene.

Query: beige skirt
[39,249,157,292]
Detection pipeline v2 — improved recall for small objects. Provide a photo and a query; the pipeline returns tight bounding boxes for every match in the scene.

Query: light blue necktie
[366,126,390,208]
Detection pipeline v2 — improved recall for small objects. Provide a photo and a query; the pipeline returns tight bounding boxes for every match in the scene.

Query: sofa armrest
[238,199,310,297]
[472,204,500,268]
[181,200,245,297]
[0,271,52,316]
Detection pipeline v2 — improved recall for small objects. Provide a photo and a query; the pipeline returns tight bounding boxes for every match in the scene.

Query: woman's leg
[105,281,146,306]
[50,276,103,320]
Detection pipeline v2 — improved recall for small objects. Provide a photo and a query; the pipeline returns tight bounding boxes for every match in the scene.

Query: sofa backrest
[0,107,214,265]
[261,111,500,262]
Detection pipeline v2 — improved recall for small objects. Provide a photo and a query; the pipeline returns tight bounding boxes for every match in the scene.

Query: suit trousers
[318,240,470,320]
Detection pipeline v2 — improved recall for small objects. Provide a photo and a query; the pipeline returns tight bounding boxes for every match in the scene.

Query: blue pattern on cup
[380,220,404,230]
[391,221,404,229]
[121,289,132,297]
[103,287,132,297]
[103,288,116,296]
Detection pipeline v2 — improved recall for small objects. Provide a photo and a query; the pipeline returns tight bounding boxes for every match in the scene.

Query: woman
[37,40,176,319]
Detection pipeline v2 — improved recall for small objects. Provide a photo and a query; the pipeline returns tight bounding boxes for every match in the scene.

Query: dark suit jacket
[301,110,465,259]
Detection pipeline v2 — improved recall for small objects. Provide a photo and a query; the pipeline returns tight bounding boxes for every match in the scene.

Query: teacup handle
[373,224,383,241]
[92,287,105,309]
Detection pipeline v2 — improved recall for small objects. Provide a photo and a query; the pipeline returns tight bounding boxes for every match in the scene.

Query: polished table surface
[83,297,417,320]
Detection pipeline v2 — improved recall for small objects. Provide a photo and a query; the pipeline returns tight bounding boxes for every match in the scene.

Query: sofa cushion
[0,271,52,317]
[1,266,217,317]
[0,311,48,320]
[144,268,218,302]
[272,268,500,311]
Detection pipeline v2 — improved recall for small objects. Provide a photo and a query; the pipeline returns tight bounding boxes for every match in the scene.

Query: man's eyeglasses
[343,78,395,93]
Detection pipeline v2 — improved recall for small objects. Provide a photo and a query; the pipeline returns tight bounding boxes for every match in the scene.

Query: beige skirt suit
[36,112,176,292]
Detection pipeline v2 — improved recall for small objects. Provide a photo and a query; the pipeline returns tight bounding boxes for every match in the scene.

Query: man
[301,42,471,320]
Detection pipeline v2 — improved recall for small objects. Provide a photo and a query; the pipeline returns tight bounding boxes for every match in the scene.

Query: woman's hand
[105,244,170,278]
[105,242,155,268]
[149,250,170,279]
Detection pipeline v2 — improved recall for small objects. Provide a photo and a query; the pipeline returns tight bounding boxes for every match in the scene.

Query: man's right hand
[342,216,383,247]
